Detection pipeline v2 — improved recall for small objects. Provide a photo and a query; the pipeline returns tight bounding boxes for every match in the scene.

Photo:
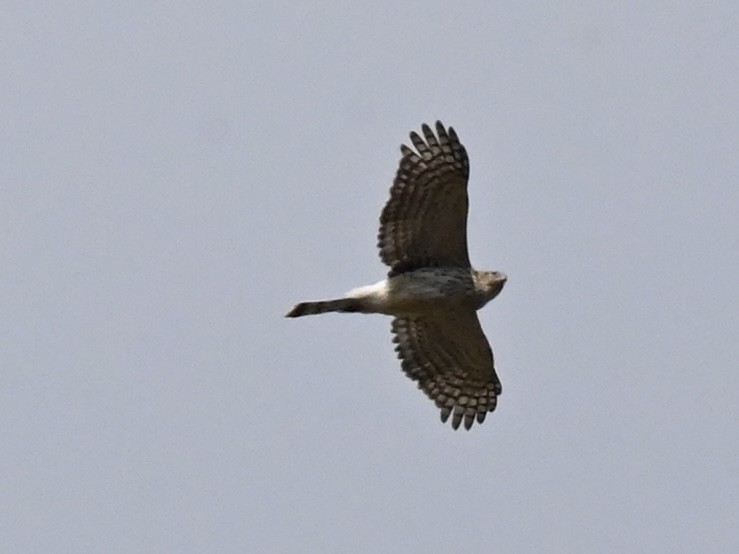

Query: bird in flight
[286,122,507,430]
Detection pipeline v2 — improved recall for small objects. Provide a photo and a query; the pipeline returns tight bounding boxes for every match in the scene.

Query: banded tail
[285,298,366,318]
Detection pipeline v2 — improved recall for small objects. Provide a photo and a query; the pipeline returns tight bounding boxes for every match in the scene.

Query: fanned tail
[285,298,365,318]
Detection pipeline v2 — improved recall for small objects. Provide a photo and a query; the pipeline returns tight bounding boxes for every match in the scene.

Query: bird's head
[475,270,507,307]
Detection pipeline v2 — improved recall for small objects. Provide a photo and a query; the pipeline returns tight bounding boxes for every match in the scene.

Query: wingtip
[440,404,482,430]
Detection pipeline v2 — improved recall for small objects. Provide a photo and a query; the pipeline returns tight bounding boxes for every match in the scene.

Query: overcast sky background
[2,2,738,553]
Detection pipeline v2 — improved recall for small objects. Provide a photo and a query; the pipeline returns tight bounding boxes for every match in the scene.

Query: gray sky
[2,2,738,553]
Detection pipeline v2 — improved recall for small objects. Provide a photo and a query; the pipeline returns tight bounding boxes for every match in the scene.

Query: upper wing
[391,309,502,430]
[378,121,471,274]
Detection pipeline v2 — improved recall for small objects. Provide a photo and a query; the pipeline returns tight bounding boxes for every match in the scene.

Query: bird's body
[287,122,507,430]
[288,267,506,318]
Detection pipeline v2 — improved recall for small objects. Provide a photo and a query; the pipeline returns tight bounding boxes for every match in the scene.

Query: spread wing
[378,121,471,274]
[391,309,502,430]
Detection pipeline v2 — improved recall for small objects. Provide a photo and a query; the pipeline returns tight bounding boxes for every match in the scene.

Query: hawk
[286,122,507,430]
